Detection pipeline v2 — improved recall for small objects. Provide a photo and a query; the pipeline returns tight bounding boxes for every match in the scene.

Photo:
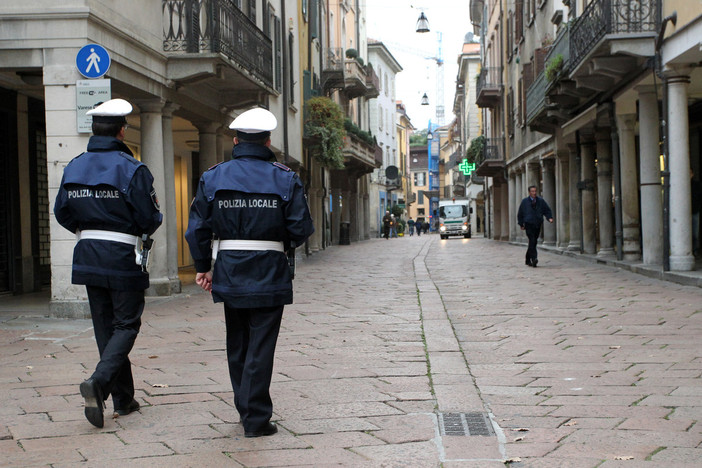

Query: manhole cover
[439,412,494,436]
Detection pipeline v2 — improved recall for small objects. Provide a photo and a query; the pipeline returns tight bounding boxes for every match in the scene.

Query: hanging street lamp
[420,93,429,105]
[416,11,430,33]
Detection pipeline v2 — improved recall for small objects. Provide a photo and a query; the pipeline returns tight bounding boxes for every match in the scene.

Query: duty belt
[212,239,285,260]
[76,229,139,246]
[76,230,151,270]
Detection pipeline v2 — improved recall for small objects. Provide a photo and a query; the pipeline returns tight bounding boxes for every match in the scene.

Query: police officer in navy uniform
[185,108,314,438]
[54,99,162,428]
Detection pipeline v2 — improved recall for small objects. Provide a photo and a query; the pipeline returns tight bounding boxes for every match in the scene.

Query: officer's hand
[548,218,554,223]
[520,225,525,230]
[196,271,213,292]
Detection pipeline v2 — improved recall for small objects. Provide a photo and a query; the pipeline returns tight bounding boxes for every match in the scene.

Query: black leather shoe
[245,422,278,438]
[525,259,532,266]
[115,399,140,416]
[80,378,105,428]
[532,259,538,267]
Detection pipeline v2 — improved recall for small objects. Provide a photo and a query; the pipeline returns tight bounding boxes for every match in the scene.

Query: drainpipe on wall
[655,11,677,272]
[281,0,290,166]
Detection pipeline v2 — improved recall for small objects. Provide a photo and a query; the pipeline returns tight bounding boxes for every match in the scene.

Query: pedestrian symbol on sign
[76,44,111,79]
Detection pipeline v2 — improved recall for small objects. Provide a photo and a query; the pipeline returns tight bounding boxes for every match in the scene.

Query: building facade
[470,0,702,271]
[368,40,403,237]
[0,0,381,314]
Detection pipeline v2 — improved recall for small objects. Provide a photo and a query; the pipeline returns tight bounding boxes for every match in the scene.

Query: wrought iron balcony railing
[526,71,548,125]
[163,0,273,88]
[569,0,659,72]
[476,67,502,107]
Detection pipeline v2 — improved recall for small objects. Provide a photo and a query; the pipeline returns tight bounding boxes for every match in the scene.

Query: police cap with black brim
[229,107,277,141]
[86,98,132,125]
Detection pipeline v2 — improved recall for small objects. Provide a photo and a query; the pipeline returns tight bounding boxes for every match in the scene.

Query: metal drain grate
[439,412,495,436]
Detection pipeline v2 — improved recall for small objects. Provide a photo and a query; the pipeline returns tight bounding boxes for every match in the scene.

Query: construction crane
[382,31,445,125]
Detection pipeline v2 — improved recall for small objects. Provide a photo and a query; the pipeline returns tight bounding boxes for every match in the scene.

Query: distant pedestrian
[416,219,422,236]
[423,221,430,234]
[382,211,392,239]
[390,214,398,238]
[517,185,553,267]
[408,217,415,236]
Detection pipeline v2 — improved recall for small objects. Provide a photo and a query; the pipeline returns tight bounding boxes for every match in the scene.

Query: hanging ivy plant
[305,97,346,169]
[466,135,486,164]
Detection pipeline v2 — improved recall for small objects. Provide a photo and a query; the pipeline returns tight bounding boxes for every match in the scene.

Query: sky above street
[365,0,474,132]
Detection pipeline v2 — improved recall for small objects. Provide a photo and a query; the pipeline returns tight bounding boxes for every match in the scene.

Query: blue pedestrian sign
[76,44,111,79]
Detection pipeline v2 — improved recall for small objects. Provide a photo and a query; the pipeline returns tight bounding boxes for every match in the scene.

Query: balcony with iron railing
[568,0,659,90]
[476,67,502,108]
[365,65,380,98]
[525,24,572,132]
[475,137,505,177]
[163,0,273,90]
[343,134,381,174]
[344,59,370,99]
[321,47,345,92]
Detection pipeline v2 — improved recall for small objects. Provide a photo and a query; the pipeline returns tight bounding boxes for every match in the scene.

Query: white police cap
[86,98,132,124]
[229,107,277,133]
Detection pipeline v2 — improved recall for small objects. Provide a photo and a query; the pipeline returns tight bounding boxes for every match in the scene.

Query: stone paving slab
[1,235,702,466]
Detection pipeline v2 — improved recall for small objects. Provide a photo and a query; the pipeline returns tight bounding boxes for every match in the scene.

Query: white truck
[438,198,471,240]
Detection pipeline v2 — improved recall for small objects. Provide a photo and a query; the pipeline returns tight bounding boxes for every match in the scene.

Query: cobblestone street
[2,235,702,467]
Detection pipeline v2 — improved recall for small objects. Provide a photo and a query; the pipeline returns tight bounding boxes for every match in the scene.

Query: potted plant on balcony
[305,97,346,169]
[345,48,358,59]
[545,54,564,82]
[466,135,486,165]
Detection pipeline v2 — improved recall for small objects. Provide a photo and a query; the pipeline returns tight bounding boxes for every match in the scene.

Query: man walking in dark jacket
[517,185,553,267]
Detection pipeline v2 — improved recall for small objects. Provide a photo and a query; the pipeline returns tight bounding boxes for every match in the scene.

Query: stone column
[508,171,516,241]
[195,122,219,175]
[493,180,502,239]
[596,130,615,257]
[161,102,181,293]
[668,73,694,271]
[137,99,170,296]
[568,143,582,251]
[216,127,228,163]
[500,182,509,240]
[46,50,92,317]
[527,161,541,191]
[617,114,641,260]
[541,158,557,246]
[557,151,570,249]
[331,187,341,245]
[637,86,663,265]
[515,168,523,242]
[581,137,597,254]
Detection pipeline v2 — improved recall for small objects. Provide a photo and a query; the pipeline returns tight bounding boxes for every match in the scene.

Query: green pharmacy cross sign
[459,159,476,176]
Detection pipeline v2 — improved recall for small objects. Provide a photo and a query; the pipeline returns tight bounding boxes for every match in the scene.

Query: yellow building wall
[663,0,702,38]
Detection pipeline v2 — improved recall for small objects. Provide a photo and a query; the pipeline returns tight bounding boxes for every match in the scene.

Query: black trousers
[224,304,284,431]
[85,286,144,409]
[525,223,542,264]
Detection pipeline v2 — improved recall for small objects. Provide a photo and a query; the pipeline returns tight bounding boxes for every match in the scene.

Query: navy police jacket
[185,142,314,308]
[517,196,553,228]
[54,136,162,291]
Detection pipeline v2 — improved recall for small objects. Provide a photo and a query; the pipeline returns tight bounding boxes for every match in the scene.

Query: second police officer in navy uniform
[54,99,162,428]
[185,108,314,438]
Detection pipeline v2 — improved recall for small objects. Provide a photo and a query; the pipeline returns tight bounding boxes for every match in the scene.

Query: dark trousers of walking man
[524,223,541,267]
[224,305,283,431]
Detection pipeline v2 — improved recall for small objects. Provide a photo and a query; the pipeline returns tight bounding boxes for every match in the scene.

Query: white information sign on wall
[76,79,111,133]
